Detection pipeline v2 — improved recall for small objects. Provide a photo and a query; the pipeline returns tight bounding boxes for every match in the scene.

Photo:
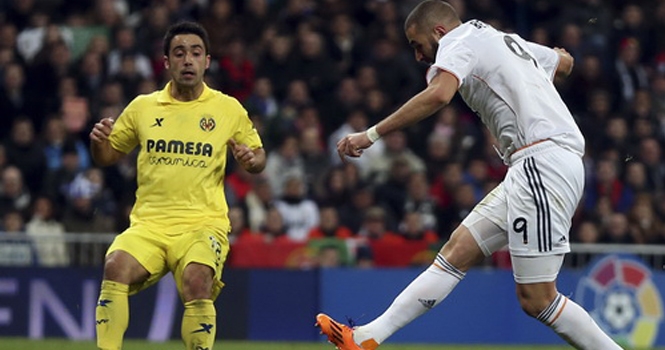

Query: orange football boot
[315,313,379,350]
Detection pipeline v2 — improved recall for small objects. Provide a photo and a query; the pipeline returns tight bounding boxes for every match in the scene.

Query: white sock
[538,293,622,349]
[353,254,465,345]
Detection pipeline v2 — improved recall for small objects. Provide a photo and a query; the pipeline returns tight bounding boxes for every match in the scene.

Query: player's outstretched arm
[336,70,458,161]
[90,117,126,166]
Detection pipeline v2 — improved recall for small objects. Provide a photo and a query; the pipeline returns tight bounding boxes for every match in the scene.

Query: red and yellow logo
[200,116,216,132]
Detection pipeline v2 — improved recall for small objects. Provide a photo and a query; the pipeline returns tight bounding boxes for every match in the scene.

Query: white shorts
[462,140,584,258]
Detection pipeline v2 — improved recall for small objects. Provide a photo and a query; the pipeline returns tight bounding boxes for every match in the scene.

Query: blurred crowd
[1,0,665,268]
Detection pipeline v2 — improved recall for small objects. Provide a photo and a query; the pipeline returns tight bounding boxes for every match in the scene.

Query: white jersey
[426,20,585,160]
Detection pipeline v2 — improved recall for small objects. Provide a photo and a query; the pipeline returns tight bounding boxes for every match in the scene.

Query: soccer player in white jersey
[316,1,622,349]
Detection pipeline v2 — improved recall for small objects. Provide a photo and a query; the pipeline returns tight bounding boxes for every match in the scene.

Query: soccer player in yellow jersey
[89,22,266,350]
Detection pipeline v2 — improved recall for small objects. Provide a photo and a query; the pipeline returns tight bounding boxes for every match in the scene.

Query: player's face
[164,34,210,88]
[406,25,439,64]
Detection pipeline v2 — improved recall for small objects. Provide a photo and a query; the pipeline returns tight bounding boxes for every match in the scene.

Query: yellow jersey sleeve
[230,99,262,150]
[109,97,143,154]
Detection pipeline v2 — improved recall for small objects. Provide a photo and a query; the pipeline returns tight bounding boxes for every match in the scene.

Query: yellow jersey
[109,82,262,233]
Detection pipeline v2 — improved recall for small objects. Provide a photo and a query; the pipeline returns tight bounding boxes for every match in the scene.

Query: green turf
[3,338,664,349]
[0,338,588,349]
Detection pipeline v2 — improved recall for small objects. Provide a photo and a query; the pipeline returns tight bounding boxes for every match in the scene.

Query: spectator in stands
[263,134,305,197]
[0,165,31,217]
[374,156,415,226]
[62,168,115,233]
[584,158,634,213]
[75,50,106,104]
[308,205,354,240]
[0,209,32,266]
[0,62,36,136]
[613,4,652,60]
[244,77,280,122]
[356,206,402,247]
[439,183,478,240]
[315,244,345,268]
[398,211,439,245]
[135,4,171,57]
[637,137,665,195]
[561,54,610,114]
[328,109,385,177]
[628,194,663,244]
[574,220,601,244]
[600,212,639,244]
[200,0,240,59]
[325,13,365,76]
[243,175,274,233]
[259,206,290,243]
[228,205,258,244]
[315,165,350,208]
[112,53,145,101]
[403,171,439,232]
[256,35,296,101]
[613,37,649,109]
[300,127,330,194]
[41,117,90,172]
[366,37,423,105]
[274,175,320,242]
[338,183,378,233]
[25,195,69,267]
[107,27,153,80]
[423,136,454,183]
[239,0,274,55]
[42,139,82,207]
[577,89,614,151]
[652,73,665,117]
[599,116,632,158]
[354,64,380,95]
[624,161,650,194]
[4,117,46,194]
[218,38,255,102]
[366,130,425,184]
[228,161,257,205]
[363,88,392,126]
[275,80,313,133]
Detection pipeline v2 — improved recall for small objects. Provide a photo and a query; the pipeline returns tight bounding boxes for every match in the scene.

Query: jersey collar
[157,81,213,104]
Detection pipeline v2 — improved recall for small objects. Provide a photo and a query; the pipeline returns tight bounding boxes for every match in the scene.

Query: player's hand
[90,118,114,144]
[336,131,373,161]
[227,138,257,169]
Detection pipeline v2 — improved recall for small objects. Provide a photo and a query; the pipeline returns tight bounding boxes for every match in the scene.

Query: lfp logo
[576,255,663,348]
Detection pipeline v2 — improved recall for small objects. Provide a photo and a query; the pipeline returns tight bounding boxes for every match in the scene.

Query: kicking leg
[317,223,490,349]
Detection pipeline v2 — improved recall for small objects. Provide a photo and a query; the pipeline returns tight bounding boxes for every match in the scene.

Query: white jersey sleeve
[425,20,584,159]
[525,42,560,81]
[426,40,476,88]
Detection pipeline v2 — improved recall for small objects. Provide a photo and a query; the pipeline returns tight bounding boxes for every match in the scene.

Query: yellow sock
[182,299,216,350]
[96,280,129,350]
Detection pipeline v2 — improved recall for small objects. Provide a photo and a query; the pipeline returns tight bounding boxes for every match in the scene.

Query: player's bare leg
[181,262,217,350]
[96,250,150,350]
[317,225,484,349]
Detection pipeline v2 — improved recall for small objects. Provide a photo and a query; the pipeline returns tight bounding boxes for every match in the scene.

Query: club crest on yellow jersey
[200,115,216,132]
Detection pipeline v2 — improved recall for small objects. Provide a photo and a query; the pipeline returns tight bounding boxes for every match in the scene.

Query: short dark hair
[163,21,210,56]
[404,0,459,33]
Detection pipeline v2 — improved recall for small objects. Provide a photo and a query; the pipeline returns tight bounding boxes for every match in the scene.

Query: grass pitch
[0,338,588,349]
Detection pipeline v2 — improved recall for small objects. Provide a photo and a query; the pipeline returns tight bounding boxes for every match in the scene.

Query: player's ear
[205,54,211,69]
[434,25,447,39]
[163,55,169,69]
